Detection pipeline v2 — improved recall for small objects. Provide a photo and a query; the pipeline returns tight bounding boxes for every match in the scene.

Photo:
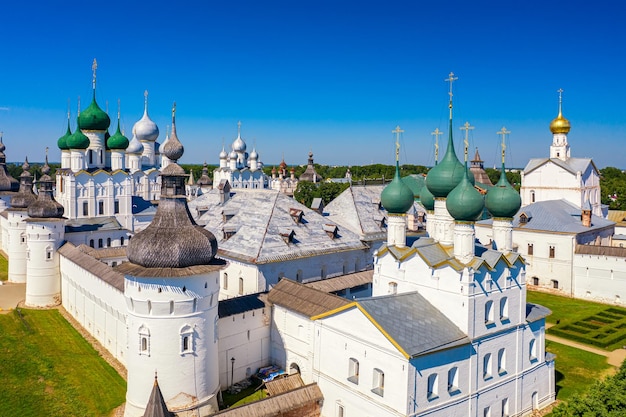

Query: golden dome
[550,110,571,134]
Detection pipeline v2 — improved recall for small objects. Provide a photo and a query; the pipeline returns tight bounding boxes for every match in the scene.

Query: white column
[61,150,71,169]
[24,219,65,307]
[128,154,141,173]
[492,218,513,252]
[433,198,455,245]
[7,211,28,283]
[111,150,125,171]
[387,214,407,248]
[453,222,475,264]
[85,131,106,169]
[70,150,85,172]
[425,210,434,239]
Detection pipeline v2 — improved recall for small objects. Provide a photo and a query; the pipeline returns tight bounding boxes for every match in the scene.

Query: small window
[552,279,559,289]
[427,373,439,400]
[500,297,509,321]
[138,325,150,356]
[498,348,507,374]
[98,201,104,215]
[483,353,492,380]
[336,403,345,417]
[83,201,89,216]
[502,398,510,417]
[120,236,125,246]
[527,243,533,255]
[529,339,537,361]
[114,200,120,214]
[485,300,494,325]
[180,325,194,354]
[98,238,103,248]
[388,282,398,295]
[106,237,111,247]
[238,277,244,295]
[348,358,359,384]
[532,277,539,286]
[223,273,228,290]
[89,239,94,248]
[484,406,491,417]
[447,367,459,393]
[549,245,555,258]
[372,368,384,397]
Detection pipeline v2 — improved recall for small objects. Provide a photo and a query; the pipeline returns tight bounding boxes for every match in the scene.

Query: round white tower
[24,158,66,307]
[7,159,37,283]
[122,103,225,417]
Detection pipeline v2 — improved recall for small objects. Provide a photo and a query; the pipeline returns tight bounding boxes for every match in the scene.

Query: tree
[294,181,318,207]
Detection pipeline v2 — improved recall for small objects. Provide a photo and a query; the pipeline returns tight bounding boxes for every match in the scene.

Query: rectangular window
[483,353,492,380]
[529,339,537,361]
[427,373,439,400]
[500,297,509,321]
[336,404,344,417]
[372,368,384,397]
[532,277,539,286]
[527,243,533,255]
[348,358,359,384]
[223,273,228,290]
[502,398,510,417]
[98,238,103,248]
[498,348,507,374]
[549,245,555,258]
[114,200,120,214]
[98,201,104,215]
[552,279,559,289]
[83,201,89,216]
[485,300,494,325]
[447,367,459,393]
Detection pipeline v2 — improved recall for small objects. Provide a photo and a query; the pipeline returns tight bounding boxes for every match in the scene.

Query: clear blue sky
[1,1,625,169]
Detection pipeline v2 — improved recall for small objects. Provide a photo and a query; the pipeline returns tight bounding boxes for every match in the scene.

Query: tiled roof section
[265,373,305,396]
[526,302,551,323]
[357,292,469,357]
[323,185,388,241]
[211,383,323,417]
[75,244,128,260]
[64,216,125,233]
[188,188,366,264]
[523,157,597,176]
[508,199,614,233]
[114,259,227,278]
[58,242,124,291]
[268,278,350,317]
[304,270,373,293]
[575,244,626,257]
[218,292,268,318]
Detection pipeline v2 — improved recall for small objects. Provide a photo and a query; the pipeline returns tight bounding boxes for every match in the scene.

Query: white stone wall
[60,255,127,365]
[271,305,314,383]
[573,252,626,304]
[7,210,29,283]
[218,307,271,389]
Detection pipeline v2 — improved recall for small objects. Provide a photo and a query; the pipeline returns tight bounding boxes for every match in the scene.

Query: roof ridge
[254,190,280,261]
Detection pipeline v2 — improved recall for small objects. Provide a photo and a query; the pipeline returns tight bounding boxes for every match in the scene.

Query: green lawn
[546,340,613,402]
[0,308,126,417]
[0,253,8,281]
[527,290,618,325]
[221,384,267,409]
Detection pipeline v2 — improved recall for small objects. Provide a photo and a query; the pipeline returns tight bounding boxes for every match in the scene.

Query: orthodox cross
[445,71,458,118]
[497,126,511,164]
[392,125,404,162]
[431,127,442,163]
[460,121,474,162]
[237,120,242,137]
[144,90,149,110]
[92,59,97,90]
[557,88,564,114]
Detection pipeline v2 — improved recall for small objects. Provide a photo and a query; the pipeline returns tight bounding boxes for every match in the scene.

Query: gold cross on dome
[392,125,404,161]
[460,121,474,162]
[497,126,511,164]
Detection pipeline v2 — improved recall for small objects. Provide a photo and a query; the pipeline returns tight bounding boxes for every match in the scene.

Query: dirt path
[546,323,626,367]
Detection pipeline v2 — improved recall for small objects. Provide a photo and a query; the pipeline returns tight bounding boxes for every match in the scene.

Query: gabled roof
[188,188,366,264]
[268,278,350,317]
[304,270,373,293]
[323,185,388,242]
[478,199,614,234]
[523,157,598,176]
[64,216,124,233]
[608,210,626,226]
[58,242,125,291]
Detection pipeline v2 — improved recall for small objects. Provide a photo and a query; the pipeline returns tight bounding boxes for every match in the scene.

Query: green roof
[78,92,110,131]
[381,163,414,214]
[485,165,521,218]
[107,120,129,150]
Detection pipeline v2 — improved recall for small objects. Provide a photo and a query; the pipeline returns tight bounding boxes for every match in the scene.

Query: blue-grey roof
[132,196,157,216]
[478,199,614,234]
[357,292,469,357]
[526,302,551,323]
[523,157,597,176]
[219,292,267,318]
[64,216,124,233]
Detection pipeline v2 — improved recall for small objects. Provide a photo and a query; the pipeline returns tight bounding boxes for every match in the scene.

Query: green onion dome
[420,182,435,211]
[107,119,129,150]
[485,164,521,218]
[57,118,72,150]
[78,92,111,131]
[425,124,465,198]
[381,162,414,214]
[66,117,91,149]
[446,164,484,221]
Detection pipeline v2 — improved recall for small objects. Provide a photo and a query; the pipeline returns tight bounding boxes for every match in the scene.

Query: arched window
[529,339,537,361]
[485,300,494,325]
[483,353,492,379]
[372,368,384,396]
[348,358,359,384]
[89,239,94,248]
[388,282,398,295]
[223,273,228,290]
[120,236,125,246]
[448,367,459,393]
[138,325,150,356]
[180,324,194,354]
[500,297,509,321]
[427,373,439,399]
[238,277,244,295]
[106,237,111,247]
[98,238,103,248]
[498,348,507,374]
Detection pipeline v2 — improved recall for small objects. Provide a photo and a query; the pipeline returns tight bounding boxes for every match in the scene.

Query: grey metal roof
[75,244,128,260]
[523,157,597,176]
[357,292,469,357]
[323,185,387,241]
[142,377,174,417]
[575,244,626,257]
[496,199,614,234]
[58,242,125,291]
[64,216,125,233]
[526,302,551,323]
[218,292,268,318]
[188,188,366,264]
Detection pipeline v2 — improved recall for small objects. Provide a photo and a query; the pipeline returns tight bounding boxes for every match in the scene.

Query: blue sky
[1,1,625,169]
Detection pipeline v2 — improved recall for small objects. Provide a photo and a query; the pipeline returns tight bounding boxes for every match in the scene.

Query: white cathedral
[1,69,555,417]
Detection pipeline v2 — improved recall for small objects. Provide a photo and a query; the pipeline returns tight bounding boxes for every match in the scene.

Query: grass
[0,308,126,417]
[546,340,614,402]
[528,290,626,350]
[0,253,7,281]
[221,383,267,409]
